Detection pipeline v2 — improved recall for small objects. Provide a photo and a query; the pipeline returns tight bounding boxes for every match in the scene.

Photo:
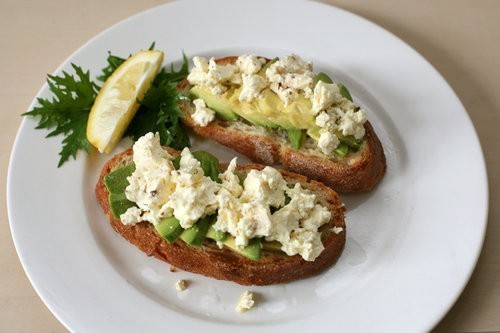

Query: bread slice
[179,56,386,193]
[96,147,346,285]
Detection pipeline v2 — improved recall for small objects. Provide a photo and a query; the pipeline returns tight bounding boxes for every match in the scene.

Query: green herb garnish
[22,64,99,166]
[24,44,190,167]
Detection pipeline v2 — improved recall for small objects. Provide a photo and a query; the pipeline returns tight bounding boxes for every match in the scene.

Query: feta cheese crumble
[311,81,342,114]
[187,56,239,95]
[191,98,215,126]
[175,279,188,291]
[239,74,267,102]
[235,291,255,313]
[236,54,266,75]
[266,54,314,105]
[121,132,332,261]
[318,131,340,155]
[332,226,344,234]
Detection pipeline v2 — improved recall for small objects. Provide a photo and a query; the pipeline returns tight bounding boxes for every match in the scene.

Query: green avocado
[262,240,282,251]
[222,237,262,261]
[179,215,213,247]
[108,192,135,218]
[104,164,135,194]
[228,88,315,131]
[287,128,305,150]
[155,216,183,243]
[206,225,228,242]
[190,85,238,121]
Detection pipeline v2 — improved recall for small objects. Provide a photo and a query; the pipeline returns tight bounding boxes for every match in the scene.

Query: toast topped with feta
[96,133,346,285]
[179,55,386,193]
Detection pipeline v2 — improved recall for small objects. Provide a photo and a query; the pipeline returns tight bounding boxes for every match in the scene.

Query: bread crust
[180,56,386,192]
[96,148,346,285]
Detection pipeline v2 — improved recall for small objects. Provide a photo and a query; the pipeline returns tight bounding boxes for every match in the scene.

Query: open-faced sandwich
[96,132,345,285]
[179,54,386,192]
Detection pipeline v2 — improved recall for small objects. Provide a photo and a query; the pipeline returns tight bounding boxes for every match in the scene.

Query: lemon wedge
[87,50,164,153]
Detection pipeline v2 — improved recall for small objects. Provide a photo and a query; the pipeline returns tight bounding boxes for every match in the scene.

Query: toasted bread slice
[96,148,346,285]
[179,56,386,193]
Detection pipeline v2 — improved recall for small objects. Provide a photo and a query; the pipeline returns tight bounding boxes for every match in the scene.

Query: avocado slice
[262,240,282,252]
[108,192,136,218]
[179,215,214,247]
[190,85,238,121]
[313,72,334,85]
[192,151,220,182]
[155,216,183,243]
[339,135,362,151]
[104,164,135,194]
[334,142,349,157]
[287,128,305,149]
[339,84,353,102]
[229,89,279,128]
[223,237,262,261]
[206,225,228,242]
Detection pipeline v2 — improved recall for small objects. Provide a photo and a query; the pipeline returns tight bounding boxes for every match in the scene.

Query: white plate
[7,0,488,332]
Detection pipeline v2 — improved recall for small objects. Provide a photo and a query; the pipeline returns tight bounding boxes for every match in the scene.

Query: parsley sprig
[23,64,99,166]
[24,46,190,167]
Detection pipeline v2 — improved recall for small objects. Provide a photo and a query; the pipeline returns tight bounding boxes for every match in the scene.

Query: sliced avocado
[230,89,278,128]
[334,142,349,157]
[104,164,135,194]
[339,84,353,101]
[155,216,183,243]
[339,135,362,151]
[262,240,282,252]
[172,156,180,169]
[313,72,333,85]
[206,225,228,242]
[192,151,220,182]
[190,85,238,121]
[287,128,305,149]
[179,215,213,247]
[109,192,136,218]
[223,237,262,261]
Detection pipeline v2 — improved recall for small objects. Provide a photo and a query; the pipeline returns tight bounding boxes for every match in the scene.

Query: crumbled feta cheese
[208,58,239,84]
[215,180,275,247]
[318,131,340,155]
[186,56,210,86]
[315,111,330,128]
[266,54,314,105]
[281,229,325,261]
[191,98,215,127]
[120,206,142,225]
[219,157,243,197]
[235,291,255,313]
[239,74,267,102]
[301,204,332,230]
[311,81,342,114]
[337,108,367,139]
[122,135,218,228]
[166,148,219,228]
[175,279,188,291]
[122,132,332,261]
[123,133,175,225]
[187,56,239,95]
[332,226,344,234]
[240,167,287,208]
[267,183,330,261]
[236,55,265,75]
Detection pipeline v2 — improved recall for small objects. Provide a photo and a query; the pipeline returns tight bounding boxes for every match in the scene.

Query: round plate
[7,0,488,332]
